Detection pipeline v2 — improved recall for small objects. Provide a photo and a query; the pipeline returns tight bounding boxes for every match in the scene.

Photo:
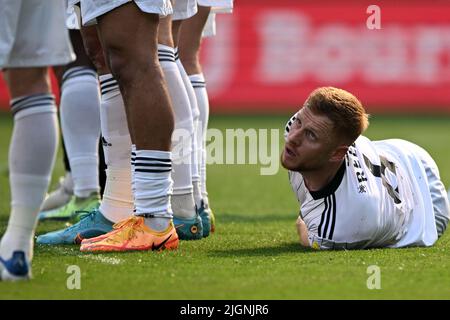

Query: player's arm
[296,215,351,250]
[296,216,310,247]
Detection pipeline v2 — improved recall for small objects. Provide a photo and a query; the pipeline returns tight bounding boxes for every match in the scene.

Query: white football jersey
[288,136,440,250]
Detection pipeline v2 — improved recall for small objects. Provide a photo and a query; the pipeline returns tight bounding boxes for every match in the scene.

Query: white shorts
[0,0,75,68]
[198,0,233,11]
[200,0,233,38]
[410,142,450,237]
[173,0,198,21]
[66,3,82,30]
[202,13,217,38]
[80,0,173,26]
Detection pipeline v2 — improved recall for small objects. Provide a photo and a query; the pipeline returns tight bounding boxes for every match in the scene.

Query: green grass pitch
[0,112,449,299]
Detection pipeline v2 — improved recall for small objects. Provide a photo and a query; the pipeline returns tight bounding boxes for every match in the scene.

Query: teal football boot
[173,214,203,240]
[198,200,215,237]
[36,209,113,245]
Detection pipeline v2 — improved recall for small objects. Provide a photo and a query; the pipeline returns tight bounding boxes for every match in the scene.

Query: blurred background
[1,0,450,113]
[200,0,450,114]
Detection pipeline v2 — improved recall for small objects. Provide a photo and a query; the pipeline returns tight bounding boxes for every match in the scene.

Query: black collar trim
[308,161,346,200]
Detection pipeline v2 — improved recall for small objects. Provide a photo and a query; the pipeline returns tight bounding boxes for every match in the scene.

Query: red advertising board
[1,0,450,113]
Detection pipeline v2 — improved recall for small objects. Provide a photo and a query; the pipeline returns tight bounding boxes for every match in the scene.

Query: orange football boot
[80,217,132,245]
[80,216,179,252]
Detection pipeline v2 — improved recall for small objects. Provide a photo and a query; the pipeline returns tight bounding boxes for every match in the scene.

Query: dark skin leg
[171,19,183,48]
[158,15,174,47]
[79,24,136,142]
[96,2,174,150]
[3,67,50,99]
[177,5,211,75]
[79,26,110,76]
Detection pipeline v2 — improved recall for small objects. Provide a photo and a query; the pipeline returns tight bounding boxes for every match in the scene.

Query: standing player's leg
[41,96,107,211]
[0,0,74,280]
[39,30,101,222]
[172,12,206,240]
[39,67,74,214]
[40,115,106,213]
[37,26,131,245]
[39,139,74,212]
[1,67,59,280]
[87,26,135,227]
[158,3,203,240]
[80,2,179,252]
[178,5,214,234]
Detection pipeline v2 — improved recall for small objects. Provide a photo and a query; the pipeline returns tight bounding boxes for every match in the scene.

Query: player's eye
[306,130,316,140]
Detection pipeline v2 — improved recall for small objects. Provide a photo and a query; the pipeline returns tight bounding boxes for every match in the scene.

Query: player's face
[281,107,338,172]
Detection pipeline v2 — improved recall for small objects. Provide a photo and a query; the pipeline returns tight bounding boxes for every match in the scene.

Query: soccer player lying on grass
[281,87,450,250]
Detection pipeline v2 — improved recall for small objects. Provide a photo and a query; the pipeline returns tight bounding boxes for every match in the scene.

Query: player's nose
[287,127,302,146]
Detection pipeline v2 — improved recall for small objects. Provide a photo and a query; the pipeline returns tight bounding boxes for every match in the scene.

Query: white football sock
[60,67,101,198]
[171,193,196,219]
[159,44,196,219]
[133,150,173,231]
[189,73,210,201]
[100,167,133,223]
[0,94,58,261]
[98,74,134,223]
[175,49,201,194]
[192,180,203,209]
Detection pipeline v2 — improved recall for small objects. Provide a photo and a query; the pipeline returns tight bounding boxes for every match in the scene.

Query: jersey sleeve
[288,170,307,205]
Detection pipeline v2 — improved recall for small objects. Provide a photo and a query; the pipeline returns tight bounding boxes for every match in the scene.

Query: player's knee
[83,42,106,73]
[181,58,201,75]
[108,48,159,86]
[4,67,50,98]
[81,27,108,73]
[106,47,132,83]
[88,49,108,73]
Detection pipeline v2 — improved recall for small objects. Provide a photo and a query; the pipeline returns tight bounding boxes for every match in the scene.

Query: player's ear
[330,145,348,162]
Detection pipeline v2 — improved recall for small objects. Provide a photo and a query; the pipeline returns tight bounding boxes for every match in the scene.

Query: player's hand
[296,216,309,247]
